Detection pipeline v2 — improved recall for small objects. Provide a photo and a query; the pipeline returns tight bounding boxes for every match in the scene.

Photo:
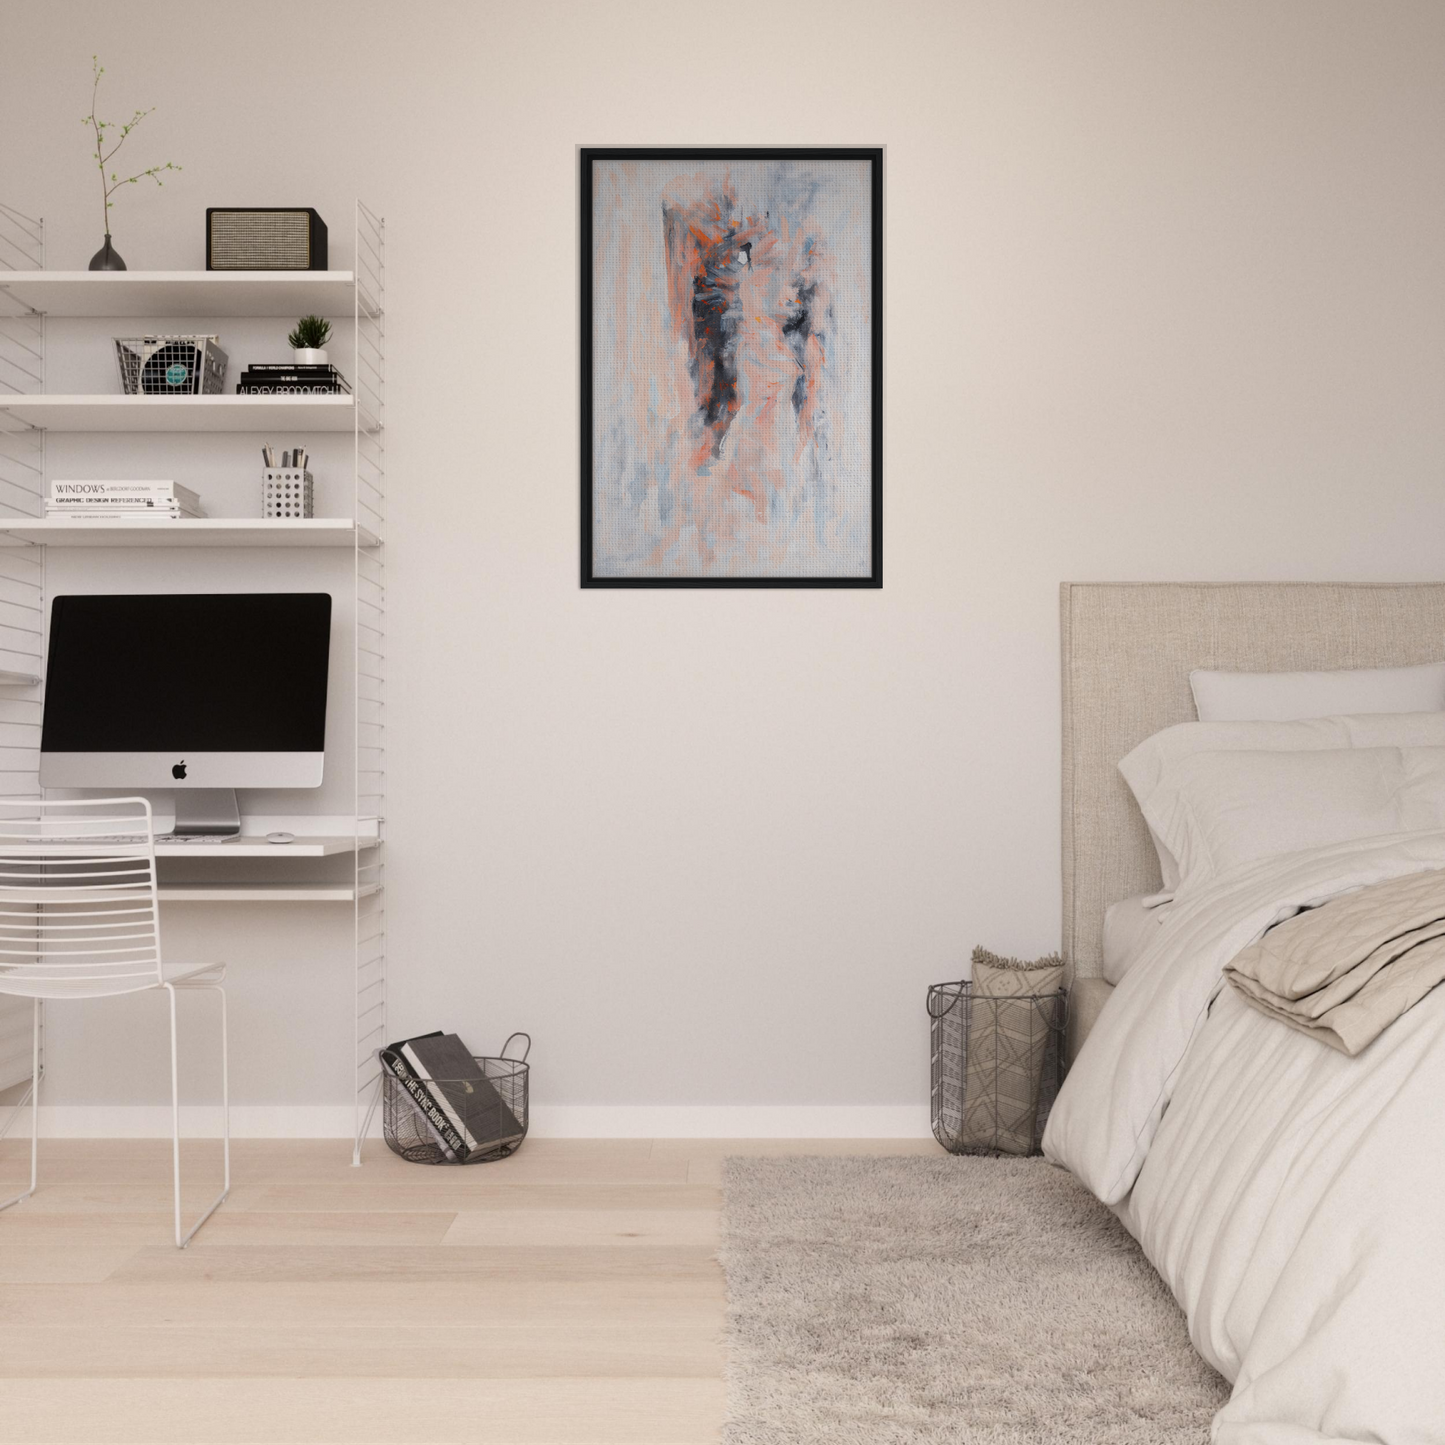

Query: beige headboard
[1061,581,1445,980]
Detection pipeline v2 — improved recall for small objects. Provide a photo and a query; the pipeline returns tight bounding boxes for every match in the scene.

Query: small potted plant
[288,315,332,365]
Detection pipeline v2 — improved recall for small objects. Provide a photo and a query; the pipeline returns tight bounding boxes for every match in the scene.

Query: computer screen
[40,592,332,790]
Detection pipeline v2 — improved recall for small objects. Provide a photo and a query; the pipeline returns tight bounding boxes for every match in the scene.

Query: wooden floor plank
[251,1182,720,1213]
[0,1141,670,1188]
[0,1279,725,1329]
[0,1210,453,1247]
[0,1377,726,1445]
[0,1183,270,1215]
[0,1324,724,1380]
[109,1244,720,1284]
[442,1209,719,1248]
[0,1248,138,1284]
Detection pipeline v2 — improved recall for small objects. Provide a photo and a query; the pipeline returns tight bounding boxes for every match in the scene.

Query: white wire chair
[0,797,228,1247]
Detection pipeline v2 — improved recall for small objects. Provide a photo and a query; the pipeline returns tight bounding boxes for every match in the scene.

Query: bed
[1045,581,1445,1444]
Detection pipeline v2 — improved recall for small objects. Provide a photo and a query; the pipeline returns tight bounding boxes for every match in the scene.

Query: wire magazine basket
[382,1033,530,1165]
[928,981,1066,1157]
[114,335,228,395]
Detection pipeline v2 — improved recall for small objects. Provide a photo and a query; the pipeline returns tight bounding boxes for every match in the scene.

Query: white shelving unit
[0,200,387,1163]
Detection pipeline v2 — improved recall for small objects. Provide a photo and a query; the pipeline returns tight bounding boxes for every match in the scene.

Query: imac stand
[171,789,241,839]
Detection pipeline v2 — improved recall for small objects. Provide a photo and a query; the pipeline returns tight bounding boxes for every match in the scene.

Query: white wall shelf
[0,518,378,549]
[157,882,379,903]
[0,394,360,433]
[0,270,365,319]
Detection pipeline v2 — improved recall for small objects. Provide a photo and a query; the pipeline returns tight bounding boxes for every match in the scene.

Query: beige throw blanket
[960,948,1065,1155]
[1225,867,1445,1054]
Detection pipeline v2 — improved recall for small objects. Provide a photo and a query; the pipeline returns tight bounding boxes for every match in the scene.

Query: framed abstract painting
[581,147,882,587]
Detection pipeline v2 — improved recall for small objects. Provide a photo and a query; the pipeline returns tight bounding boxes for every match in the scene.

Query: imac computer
[40,593,332,837]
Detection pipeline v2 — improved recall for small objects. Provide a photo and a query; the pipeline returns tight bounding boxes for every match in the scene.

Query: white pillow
[1190,661,1445,722]
[1102,894,1166,985]
[1119,712,1445,893]
[1133,746,1445,899]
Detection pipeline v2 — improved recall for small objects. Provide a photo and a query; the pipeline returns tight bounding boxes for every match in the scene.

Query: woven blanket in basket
[958,947,1065,1155]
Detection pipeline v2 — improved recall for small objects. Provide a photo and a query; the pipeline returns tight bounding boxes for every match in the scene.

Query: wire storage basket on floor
[928,981,1066,1157]
[382,1033,530,1165]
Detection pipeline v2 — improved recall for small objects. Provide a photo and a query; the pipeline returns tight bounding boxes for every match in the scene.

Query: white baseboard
[12,1103,932,1140]
[529,1106,933,1138]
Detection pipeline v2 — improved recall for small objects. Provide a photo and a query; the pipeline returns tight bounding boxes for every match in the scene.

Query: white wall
[3,0,1443,1134]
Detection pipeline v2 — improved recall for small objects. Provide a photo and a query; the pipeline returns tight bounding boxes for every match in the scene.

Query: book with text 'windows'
[391,1031,525,1161]
[378,1033,461,1160]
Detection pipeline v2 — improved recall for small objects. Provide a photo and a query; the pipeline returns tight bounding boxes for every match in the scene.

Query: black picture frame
[580,146,883,588]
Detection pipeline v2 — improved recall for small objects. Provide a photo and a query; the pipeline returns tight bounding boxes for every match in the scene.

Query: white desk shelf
[0,200,388,1164]
[154,835,363,859]
[158,882,380,903]
[0,394,360,433]
[0,518,379,549]
[0,270,366,319]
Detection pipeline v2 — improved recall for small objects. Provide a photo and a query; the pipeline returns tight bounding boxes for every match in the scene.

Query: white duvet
[1044,831,1445,1444]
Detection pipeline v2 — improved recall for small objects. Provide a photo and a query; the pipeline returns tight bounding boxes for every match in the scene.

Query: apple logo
[172,761,187,780]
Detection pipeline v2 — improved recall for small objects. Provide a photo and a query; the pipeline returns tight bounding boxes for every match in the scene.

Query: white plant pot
[293,348,328,365]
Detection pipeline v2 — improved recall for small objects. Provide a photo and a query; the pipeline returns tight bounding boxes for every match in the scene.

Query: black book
[239,375,349,387]
[237,382,351,395]
[244,362,345,375]
[400,1033,525,1160]
[379,1033,463,1159]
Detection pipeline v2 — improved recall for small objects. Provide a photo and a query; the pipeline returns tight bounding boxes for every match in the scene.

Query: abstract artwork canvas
[581,148,882,587]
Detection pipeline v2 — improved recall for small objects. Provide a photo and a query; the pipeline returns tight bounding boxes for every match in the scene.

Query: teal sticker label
[165,363,189,386]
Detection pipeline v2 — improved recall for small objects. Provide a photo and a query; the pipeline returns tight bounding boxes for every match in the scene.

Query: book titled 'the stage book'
[379,1032,525,1162]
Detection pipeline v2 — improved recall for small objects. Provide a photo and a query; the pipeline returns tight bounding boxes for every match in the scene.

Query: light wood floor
[0,1136,937,1444]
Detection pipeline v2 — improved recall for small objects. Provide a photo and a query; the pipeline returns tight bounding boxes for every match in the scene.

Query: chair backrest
[0,797,162,1000]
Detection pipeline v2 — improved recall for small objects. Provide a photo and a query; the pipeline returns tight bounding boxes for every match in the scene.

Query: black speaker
[206,208,328,271]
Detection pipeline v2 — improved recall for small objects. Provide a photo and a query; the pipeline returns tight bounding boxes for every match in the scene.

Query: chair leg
[0,999,40,1214]
[164,982,230,1249]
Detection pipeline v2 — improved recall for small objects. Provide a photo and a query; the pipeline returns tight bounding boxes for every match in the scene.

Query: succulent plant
[287,315,332,350]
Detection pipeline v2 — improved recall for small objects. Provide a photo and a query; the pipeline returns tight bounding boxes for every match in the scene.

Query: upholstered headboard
[1060,581,1445,980]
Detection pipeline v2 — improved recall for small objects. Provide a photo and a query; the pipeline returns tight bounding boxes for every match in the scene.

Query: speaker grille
[209,211,312,270]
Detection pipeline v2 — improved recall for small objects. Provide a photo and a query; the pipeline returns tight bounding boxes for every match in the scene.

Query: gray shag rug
[719,1156,1230,1444]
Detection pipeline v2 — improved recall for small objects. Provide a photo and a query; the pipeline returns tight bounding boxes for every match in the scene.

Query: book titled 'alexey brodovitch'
[379,1032,525,1162]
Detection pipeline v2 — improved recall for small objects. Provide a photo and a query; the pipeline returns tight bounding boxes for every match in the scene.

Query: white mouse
[266,831,295,845]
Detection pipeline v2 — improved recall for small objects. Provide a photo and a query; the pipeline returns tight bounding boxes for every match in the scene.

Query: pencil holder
[262,468,314,519]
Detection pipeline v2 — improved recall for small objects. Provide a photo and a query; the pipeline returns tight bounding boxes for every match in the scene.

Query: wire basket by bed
[381,1033,529,1165]
[928,980,1066,1157]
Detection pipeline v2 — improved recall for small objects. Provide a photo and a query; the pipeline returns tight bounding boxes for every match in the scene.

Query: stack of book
[47,480,205,519]
[380,1032,526,1162]
[236,363,351,396]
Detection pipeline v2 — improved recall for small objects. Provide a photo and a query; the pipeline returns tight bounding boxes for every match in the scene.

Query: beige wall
[3,0,1444,1126]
